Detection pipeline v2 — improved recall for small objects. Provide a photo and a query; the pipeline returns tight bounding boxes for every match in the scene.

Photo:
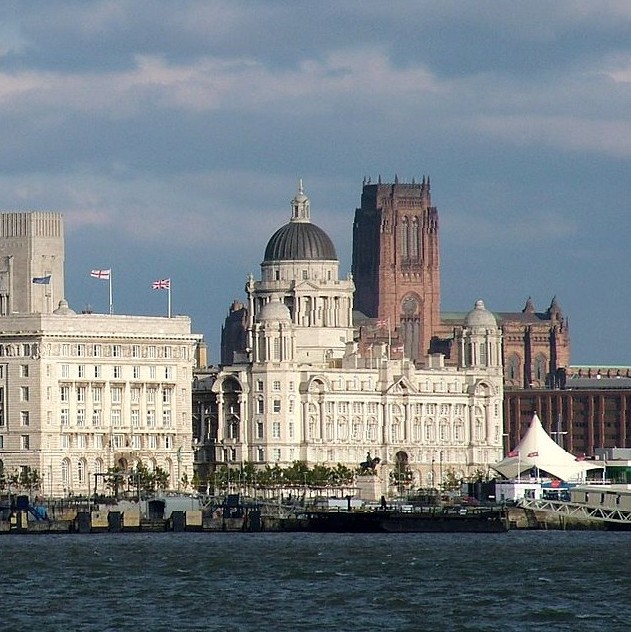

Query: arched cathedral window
[401,217,409,259]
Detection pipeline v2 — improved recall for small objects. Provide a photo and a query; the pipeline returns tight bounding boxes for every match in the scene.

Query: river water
[1,530,629,631]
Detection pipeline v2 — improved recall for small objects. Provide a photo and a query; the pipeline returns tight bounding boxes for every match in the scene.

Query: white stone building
[0,212,202,497]
[216,184,504,495]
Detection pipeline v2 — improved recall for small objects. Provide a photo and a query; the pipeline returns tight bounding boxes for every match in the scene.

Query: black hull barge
[285,507,508,533]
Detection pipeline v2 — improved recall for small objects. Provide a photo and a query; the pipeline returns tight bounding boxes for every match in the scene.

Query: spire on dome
[291,178,310,222]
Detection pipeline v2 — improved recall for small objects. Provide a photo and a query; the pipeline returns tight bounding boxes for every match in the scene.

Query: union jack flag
[152,278,171,290]
[375,318,389,328]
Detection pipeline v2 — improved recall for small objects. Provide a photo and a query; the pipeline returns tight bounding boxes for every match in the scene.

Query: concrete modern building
[218,184,504,495]
[0,211,202,497]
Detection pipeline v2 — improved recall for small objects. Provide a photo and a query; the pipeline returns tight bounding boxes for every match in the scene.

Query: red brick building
[351,177,570,387]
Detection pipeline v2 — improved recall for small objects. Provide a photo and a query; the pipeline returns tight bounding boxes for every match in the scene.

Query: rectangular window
[111,410,121,427]
[256,380,263,392]
[62,344,70,357]
[148,345,156,359]
[94,434,103,449]
[60,386,70,402]
[149,366,156,380]
[164,366,172,380]
[77,364,85,378]
[133,366,140,379]
[147,389,156,405]
[60,435,69,450]
[132,344,140,358]
[147,410,155,427]
[92,409,102,427]
[61,364,70,378]
[162,388,172,405]
[273,400,281,413]
[77,434,86,449]
[113,365,122,379]
[111,387,123,404]
[288,422,295,439]
[20,386,29,402]
[164,346,172,358]
[21,435,29,450]
[0,436,3,449]
[165,435,173,449]
[288,400,294,413]
[130,388,140,403]
[77,409,86,427]
[131,435,141,450]
[257,422,264,439]
[273,380,281,391]
[112,344,122,358]
[112,434,125,449]
[273,448,281,461]
[77,386,86,403]
[77,343,86,357]
[60,409,69,426]
[20,364,29,377]
[21,411,29,426]
[92,387,102,403]
[148,435,157,449]
[92,344,102,357]
[94,365,101,379]
[256,399,264,414]
[162,410,171,427]
[272,421,281,439]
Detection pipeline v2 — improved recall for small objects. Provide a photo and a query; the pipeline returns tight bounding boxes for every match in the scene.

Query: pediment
[385,375,417,394]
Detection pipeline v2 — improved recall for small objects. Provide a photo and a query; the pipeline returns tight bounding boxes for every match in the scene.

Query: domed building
[215,183,504,497]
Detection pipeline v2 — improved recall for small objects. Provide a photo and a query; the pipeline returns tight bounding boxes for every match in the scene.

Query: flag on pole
[508,450,519,458]
[32,275,51,284]
[527,451,539,457]
[152,278,172,317]
[90,269,113,314]
[152,279,171,290]
[376,318,389,328]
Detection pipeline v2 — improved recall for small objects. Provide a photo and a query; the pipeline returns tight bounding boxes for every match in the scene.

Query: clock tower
[352,177,440,363]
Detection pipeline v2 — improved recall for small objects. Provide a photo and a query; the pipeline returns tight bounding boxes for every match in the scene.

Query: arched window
[534,354,547,382]
[410,217,419,258]
[78,459,86,485]
[401,217,409,259]
[507,354,520,382]
[61,459,70,486]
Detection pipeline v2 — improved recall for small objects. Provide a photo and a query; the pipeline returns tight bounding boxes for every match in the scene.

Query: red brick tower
[352,177,440,362]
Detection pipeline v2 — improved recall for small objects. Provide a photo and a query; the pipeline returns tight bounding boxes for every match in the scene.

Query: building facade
[217,184,504,495]
[351,178,571,387]
[0,212,202,497]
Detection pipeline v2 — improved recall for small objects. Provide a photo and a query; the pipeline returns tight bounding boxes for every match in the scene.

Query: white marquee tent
[492,413,603,482]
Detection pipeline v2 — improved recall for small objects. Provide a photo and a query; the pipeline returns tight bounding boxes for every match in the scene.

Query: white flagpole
[167,283,172,318]
[109,271,113,315]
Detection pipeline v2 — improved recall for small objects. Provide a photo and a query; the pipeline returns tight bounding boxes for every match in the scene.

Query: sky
[1,1,630,366]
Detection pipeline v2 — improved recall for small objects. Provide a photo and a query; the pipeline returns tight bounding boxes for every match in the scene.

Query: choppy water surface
[1,531,630,631]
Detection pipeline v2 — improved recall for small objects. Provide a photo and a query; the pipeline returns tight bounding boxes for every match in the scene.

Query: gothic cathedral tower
[352,177,440,362]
